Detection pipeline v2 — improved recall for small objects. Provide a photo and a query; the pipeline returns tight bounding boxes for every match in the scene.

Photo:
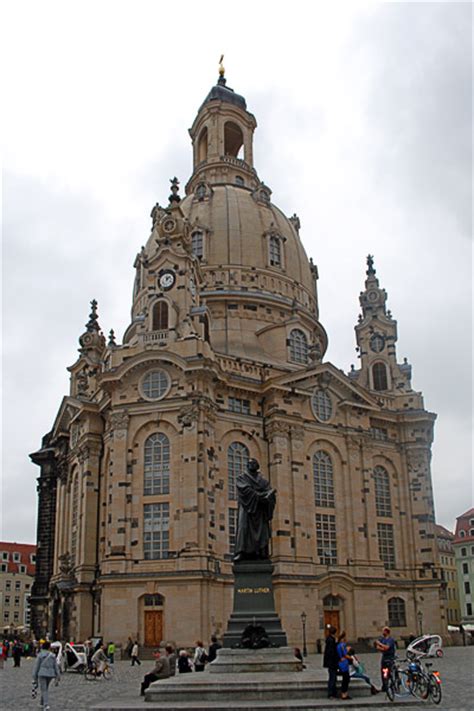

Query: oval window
[312,389,332,421]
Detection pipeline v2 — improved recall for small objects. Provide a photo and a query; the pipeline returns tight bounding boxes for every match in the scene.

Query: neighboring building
[0,542,36,634]
[30,71,444,648]
[453,508,474,626]
[435,524,460,627]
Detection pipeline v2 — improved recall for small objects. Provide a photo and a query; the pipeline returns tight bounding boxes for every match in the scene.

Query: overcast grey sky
[2,1,472,542]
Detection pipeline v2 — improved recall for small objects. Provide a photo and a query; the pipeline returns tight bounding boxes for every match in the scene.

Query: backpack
[197,649,208,665]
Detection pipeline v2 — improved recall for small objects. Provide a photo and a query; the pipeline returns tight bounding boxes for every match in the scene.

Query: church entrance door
[144,610,163,647]
[323,610,340,634]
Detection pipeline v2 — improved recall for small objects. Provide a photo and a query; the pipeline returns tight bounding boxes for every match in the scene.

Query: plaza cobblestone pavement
[1,646,472,711]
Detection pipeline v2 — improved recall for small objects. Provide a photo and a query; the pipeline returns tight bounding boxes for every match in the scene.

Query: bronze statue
[233,459,276,562]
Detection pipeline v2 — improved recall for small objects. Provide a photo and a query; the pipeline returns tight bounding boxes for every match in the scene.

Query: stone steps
[93,696,421,710]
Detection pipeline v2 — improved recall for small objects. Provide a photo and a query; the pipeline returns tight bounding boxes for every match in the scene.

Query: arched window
[198,126,208,163]
[289,329,308,364]
[224,121,244,158]
[388,597,406,627]
[143,593,165,607]
[323,594,341,609]
[374,465,392,517]
[372,362,388,390]
[227,442,249,500]
[191,231,204,260]
[152,301,169,331]
[144,433,170,495]
[269,235,281,267]
[313,451,335,508]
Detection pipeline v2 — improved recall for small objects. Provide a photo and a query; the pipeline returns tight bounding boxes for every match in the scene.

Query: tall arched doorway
[323,594,343,635]
[142,593,164,647]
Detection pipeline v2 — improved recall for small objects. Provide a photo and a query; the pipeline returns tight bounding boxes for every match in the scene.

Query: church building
[30,69,445,649]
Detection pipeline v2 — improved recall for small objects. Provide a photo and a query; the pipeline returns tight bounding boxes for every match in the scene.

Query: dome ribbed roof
[179,185,314,297]
[199,79,247,112]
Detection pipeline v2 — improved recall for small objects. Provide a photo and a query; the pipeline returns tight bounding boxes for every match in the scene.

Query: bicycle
[404,658,429,699]
[382,658,411,702]
[85,662,114,681]
[422,662,442,705]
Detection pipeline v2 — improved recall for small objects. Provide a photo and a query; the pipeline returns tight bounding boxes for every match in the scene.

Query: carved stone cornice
[178,404,199,430]
[265,420,291,438]
[290,425,305,441]
[77,445,90,465]
[178,397,217,429]
[109,410,130,439]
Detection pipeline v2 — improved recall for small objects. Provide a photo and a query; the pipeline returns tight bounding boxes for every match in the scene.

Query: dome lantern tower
[186,65,259,195]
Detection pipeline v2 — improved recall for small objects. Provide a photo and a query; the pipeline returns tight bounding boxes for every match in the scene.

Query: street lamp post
[301,611,308,657]
[417,609,423,637]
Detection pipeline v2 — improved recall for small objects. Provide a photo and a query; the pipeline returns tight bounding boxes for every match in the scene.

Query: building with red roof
[453,509,474,628]
[0,542,36,634]
[435,524,461,627]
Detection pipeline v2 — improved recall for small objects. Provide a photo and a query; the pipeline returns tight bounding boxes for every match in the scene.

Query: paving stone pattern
[1,647,472,711]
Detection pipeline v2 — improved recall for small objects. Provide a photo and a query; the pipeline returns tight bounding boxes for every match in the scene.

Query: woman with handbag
[32,641,60,711]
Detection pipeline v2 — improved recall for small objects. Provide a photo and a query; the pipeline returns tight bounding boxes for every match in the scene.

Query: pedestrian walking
[32,640,60,711]
[107,641,115,663]
[125,636,133,659]
[374,626,396,691]
[323,625,339,700]
[131,641,141,666]
[12,640,22,668]
[337,631,352,700]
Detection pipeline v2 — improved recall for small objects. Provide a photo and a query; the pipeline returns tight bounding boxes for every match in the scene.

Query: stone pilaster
[29,438,59,640]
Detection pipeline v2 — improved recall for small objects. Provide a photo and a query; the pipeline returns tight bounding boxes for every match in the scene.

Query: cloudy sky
[2,1,472,543]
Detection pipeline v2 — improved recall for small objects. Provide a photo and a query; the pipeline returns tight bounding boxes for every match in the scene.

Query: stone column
[29,441,59,640]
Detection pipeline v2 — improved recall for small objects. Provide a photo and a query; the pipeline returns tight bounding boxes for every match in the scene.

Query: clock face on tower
[159,270,176,291]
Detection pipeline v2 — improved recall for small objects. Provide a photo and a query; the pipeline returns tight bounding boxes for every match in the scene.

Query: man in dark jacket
[323,625,339,699]
[208,636,222,663]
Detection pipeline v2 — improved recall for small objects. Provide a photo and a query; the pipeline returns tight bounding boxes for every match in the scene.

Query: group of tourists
[323,624,396,700]
[139,636,222,696]
[1,638,40,667]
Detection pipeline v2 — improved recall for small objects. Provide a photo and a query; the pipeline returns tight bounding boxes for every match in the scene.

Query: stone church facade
[30,73,445,649]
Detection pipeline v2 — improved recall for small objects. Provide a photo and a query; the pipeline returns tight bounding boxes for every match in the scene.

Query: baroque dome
[134,76,327,364]
[179,185,316,307]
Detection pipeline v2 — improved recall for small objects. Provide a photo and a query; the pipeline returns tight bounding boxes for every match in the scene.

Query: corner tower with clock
[350,255,414,395]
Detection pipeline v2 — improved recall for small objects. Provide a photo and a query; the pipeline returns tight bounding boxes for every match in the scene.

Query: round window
[141,370,170,400]
[312,389,333,421]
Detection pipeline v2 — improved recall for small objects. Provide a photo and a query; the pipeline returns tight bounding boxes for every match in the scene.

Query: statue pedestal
[222,559,287,649]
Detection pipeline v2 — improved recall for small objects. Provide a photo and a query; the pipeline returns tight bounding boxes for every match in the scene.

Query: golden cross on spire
[219,54,225,77]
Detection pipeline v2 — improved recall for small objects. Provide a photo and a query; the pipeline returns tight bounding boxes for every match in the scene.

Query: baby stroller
[406,634,443,660]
